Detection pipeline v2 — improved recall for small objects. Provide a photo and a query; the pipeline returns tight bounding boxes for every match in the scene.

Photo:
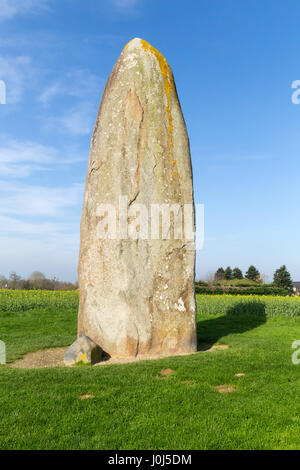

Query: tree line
[0,271,78,291]
[214,265,293,291]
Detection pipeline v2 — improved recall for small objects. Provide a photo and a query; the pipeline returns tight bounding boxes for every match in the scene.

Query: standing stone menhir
[77,38,197,358]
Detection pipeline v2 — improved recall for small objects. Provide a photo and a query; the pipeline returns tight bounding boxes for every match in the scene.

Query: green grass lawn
[0,295,300,450]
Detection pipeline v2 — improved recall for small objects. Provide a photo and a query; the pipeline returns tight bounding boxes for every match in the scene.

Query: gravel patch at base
[10,343,228,369]
[10,348,66,369]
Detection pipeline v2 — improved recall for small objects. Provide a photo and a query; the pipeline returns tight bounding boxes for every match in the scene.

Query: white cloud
[38,83,61,105]
[43,101,97,136]
[0,180,84,217]
[0,214,77,237]
[0,136,84,280]
[60,104,96,135]
[38,69,102,105]
[0,138,55,178]
[0,138,56,164]
[38,70,102,135]
[0,136,85,178]
[0,0,49,21]
[0,162,47,178]
[0,181,82,279]
[0,55,34,103]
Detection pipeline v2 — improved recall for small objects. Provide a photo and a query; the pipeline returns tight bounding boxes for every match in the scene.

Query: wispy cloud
[0,55,35,103]
[0,181,83,217]
[0,162,48,178]
[38,83,61,105]
[59,103,96,135]
[0,134,84,279]
[0,138,56,164]
[0,181,82,279]
[111,0,140,13]
[38,69,102,105]
[43,101,98,136]
[0,214,78,237]
[0,0,49,22]
[38,70,102,135]
[0,136,85,178]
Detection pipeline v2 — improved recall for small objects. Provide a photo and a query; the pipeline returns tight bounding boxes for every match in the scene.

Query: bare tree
[260,273,268,284]
[0,275,7,288]
[8,272,22,289]
[9,272,21,282]
[204,271,215,283]
[29,271,46,281]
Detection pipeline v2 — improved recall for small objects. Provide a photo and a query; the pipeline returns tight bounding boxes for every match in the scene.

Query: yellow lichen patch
[80,353,88,363]
[140,39,176,149]
[123,38,135,50]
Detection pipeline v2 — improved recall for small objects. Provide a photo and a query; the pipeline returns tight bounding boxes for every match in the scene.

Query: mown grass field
[0,291,300,450]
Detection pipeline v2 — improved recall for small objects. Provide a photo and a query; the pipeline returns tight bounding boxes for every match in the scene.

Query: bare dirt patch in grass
[198,344,229,352]
[160,368,175,377]
[78,394,94,400]
[10,347,66,369]
[214,384,236,393]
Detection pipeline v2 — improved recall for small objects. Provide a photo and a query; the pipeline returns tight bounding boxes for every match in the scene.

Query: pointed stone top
[122,38,174,89]
[123,37,145,50]
[123,38,166,63]
[121,38,176,149]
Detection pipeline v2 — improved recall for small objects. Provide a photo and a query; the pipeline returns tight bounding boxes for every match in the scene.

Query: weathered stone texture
[78,38,197,357]
[64,336,104,366]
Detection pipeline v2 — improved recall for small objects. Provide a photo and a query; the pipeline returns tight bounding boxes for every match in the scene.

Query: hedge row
[195,286,288,296]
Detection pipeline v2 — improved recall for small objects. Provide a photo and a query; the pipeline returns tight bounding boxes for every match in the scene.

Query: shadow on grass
[197,301,266,350]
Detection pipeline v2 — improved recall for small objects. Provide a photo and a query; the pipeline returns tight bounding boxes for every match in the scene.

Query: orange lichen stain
[172,160,177,165]
[123,39,133,50]
[140,39,176,150]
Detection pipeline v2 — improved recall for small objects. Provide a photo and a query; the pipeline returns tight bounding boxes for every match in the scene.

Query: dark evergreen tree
[232,267,243,279]
[273,265,293,291]
[214,267,225,281]
[245,265,260,282]
[224,266,233,280]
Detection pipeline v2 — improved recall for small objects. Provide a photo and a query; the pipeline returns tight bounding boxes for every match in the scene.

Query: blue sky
[0,0,300,282]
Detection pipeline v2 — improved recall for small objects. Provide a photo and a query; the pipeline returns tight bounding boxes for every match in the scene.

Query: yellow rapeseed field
[196,294,300,317]
[0,289,79,312]
[1,290,300,317]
